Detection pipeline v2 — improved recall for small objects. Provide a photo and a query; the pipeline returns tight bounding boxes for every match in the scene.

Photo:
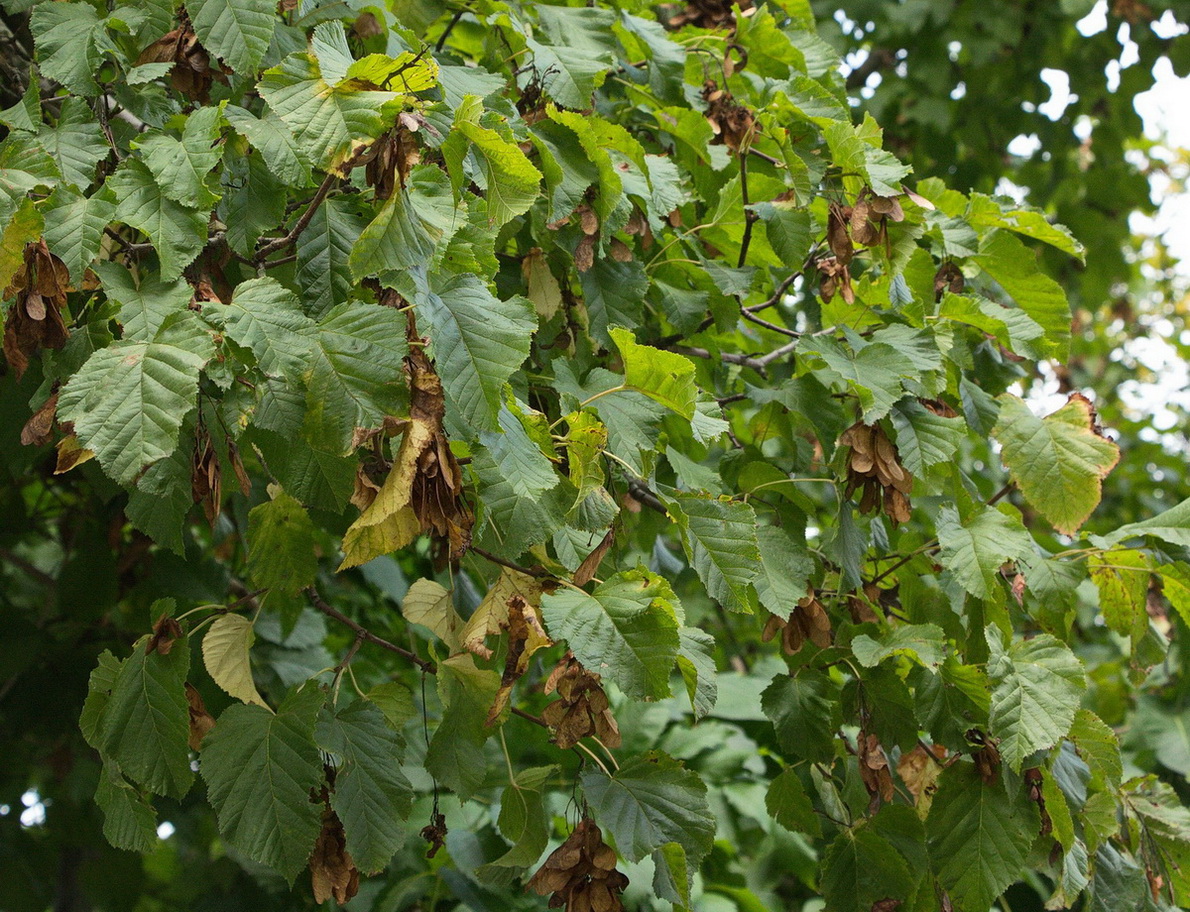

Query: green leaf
[93,261,192,342]
[210,276,314,377]
[927,762,1040,912]
[992,394,1119,535]
[478,400,559,499]
[95,761,158,853]
[676,627,718,720]
[200,686,325,883]
[1097,495,1190,550]
[225,105,313,187]
[315,700,413,874]
[974,230,1071,359]
[38,98,108,190]
[42,187,114,283]
[526,38,612,109]
[754,525,814,615]
[456,121,542,226]
[0,198,43,293]
[407,270,535,435]
[425,654,499,800]
[1069,709,1122,788]
[666,492,760,614]
[820,825,916,912]
[188,0,277,75]
[350,185,440,278]
[936,505,1034,601]
[986,627,1085,771]
[485,768,553,869]
[1088,549,1151,639]
[581,750,715,867]
[81,650,123,749]
[890,399,964,476]
[99,637,193,799]
[31,2,104,95]
[109,159,208,281]
[58,318,213,484]
[580,258,649,348]
[302,301,409,454]
[851,623,946,671]
[202,613,266,706]
[800,337,919,423]
[610,327,696,419]
[296,195,365,318]
[246,487,318,596]
[765,768,821,837]
[401,579,462,651]
[259,53,397,173]
[761,671,840,763]
[540,568,681,700]
[136,105,225,209]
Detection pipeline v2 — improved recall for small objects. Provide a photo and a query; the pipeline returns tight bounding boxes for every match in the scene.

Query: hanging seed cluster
[840,421,913,526]
[527,817,629,912]
[541,653,621,750]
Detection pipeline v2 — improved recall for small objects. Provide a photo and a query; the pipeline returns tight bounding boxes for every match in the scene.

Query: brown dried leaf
[147,614,184,656]
[21,390,58,447]
[310,806,360,904]
[420,811,448,858]
[54,435,95,474]
[897,743,946,800]
[933,261,964,301]
[184,683,216,751]
[486,595,553,725]
[574,233,596,272]
[573,528,615,586]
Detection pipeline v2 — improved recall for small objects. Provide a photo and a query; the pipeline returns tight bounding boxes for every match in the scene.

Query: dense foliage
[3,1,1190,911]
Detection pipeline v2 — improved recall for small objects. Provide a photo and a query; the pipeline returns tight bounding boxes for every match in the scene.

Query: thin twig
[435,8,466,51]
[255,170,338,260]
[742,309,799,338]
[755,338,800,367]
[627,480,667,515]
[309,588,437,674]
[744,270,800,313]
[672,344,768,375]
[737,151,756,270]
[468,545,554,580]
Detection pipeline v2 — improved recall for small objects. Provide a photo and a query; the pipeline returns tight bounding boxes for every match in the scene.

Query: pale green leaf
[1089,549,1151,639]
[38,98,107,190]
[58,319,213,484]
[986,627,1086,770]
[992,394,1119,535]
[200,686,325,883]
[975,230,1071,359]
[581,751,715,866]
[540,569,681,700]
[610,327,696,419]
[315,700,413,873]
[42,187,114,282]
[890,399,964,476]
[401,579,463,652]
[1097,495,1190,550]
[927,763,1039,911]
[407,269,535,434]
[1069,709,1122,788]
[666,492,760,613]
[677,627,718,720]
[456,121,542,226]
[936,505,1034,600]
[188,0,276,75]
[109,159,207,281]
[754,525,814,615]
[203,614,266,706]
[259,54,397,172]
[92,261,191,342]
[99,637,193,799]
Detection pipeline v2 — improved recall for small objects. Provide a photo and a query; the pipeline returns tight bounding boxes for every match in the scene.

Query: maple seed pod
[839,420,913,527]
[527,817,629,912]
[541,653,622,749]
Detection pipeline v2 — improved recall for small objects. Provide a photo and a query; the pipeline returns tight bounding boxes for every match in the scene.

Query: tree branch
[467,545,554,579]
[308,588,437,674]
[255,170,338,260]
[672,344,768,376]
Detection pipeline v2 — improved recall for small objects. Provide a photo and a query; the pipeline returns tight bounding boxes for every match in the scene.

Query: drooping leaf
[765,768,821,837]
[986,627,1086,771]
[203,614,266,706]
[246,487,318,596]
[927,762,1040,912]
[936,505,1034,601]
[315,699,413,874]
[95,761,159,853]
[665,492,760,613]
[610,327,696,419]
[992,394,1119,535]
[820,825,916,912]
[200,686,325,883]
[99,636,193,799]
[761,671,840,763]
[540,569,681,700]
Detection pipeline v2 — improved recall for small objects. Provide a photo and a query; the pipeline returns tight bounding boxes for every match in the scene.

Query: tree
[2,1,1190,911]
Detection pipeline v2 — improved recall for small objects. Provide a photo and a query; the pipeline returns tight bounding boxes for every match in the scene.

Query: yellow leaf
[338,419,434,570]
[402,578,462,652]
[460,568,545,659]
[202,614,267,707]
[54,435,95,474]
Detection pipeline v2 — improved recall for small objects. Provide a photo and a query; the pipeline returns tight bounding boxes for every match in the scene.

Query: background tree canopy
[2,1,1190,911]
